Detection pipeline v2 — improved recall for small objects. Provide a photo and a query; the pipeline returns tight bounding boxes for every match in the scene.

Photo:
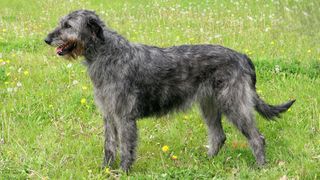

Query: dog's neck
[84,28,131,64]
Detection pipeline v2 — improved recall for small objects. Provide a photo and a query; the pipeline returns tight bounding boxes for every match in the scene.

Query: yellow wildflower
[307,49,311,53]
[104,167,110,174]
[162,145,169,152]
[81,98,87,105]
[24,71,29,76]
[2,29,6,32]
[171,155,178,160]
[271,41,275,45]
[82,86,88,90]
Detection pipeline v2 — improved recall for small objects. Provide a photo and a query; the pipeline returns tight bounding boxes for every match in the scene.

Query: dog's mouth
[56,42,76,56]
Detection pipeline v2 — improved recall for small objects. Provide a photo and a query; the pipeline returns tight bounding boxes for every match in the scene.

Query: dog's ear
[87,18,104,41]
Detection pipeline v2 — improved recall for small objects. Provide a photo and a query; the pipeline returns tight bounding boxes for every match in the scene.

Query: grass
[0,0,319,179]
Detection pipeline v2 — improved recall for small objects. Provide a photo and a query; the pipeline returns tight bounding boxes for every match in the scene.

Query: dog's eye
[64,23,72,29]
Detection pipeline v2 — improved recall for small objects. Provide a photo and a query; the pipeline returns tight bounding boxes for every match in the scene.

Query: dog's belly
[136,81,199,117]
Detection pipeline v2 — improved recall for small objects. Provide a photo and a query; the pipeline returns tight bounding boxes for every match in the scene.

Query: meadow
[0,0,319,179]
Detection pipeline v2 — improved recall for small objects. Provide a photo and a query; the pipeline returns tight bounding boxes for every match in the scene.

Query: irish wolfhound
[44,10,295,172]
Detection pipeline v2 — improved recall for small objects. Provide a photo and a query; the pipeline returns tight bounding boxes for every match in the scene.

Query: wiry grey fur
[45,10,295,172]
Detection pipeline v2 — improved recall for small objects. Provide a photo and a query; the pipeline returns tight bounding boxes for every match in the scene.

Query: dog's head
[44,10,105,59]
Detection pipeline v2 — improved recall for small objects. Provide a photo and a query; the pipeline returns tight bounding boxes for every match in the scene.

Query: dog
[44,10,295,172]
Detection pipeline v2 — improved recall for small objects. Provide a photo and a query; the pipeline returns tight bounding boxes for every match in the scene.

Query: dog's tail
[243,55,295,120]
[254,94,295,120]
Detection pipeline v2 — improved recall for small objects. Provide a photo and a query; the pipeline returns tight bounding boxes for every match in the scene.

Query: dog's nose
[44,37,52,45]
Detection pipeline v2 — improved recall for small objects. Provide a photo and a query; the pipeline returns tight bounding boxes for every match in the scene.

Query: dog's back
[126,44,257,116]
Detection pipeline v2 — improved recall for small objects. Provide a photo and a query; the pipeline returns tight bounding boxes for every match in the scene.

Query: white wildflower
[72,80,79,85]
[275,65,281,73]
[17,82,22,87]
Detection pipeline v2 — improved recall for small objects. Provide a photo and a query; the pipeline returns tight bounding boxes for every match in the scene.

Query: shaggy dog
[45,10,295,172]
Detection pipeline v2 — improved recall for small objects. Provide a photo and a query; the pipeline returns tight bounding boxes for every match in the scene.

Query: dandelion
[104,167,110,174]
[82,86,88,90]
[23,71,29,76]
[81,98,87,105]
[162,145,169,152]
[171,155,178,160]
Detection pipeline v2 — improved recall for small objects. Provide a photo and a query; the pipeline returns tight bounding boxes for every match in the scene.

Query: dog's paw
[120,160,132,174]
[102,151,115,169]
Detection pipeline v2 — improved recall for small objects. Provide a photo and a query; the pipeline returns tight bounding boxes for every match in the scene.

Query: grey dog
[44,10,295,172]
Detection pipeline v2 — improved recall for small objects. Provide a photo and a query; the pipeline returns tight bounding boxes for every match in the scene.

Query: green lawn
[0,0,319,179]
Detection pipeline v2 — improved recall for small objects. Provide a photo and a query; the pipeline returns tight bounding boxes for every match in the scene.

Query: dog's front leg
[118,118,138,172]
[102,116,118,168]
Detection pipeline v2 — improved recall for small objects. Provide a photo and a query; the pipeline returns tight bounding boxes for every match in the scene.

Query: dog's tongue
[56,47,63,54]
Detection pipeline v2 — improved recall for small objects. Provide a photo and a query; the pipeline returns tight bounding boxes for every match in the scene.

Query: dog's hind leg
[103,116,118,168]
[218,80,266,165]
[118,118,138,172]
[200,97,226,157]
[224,108,266,165]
